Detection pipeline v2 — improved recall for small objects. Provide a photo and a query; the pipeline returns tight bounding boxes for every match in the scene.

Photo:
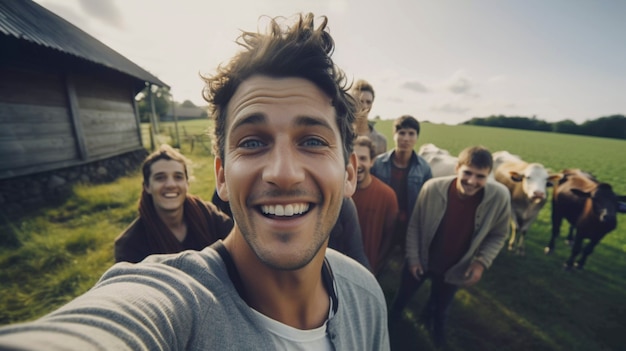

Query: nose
[599,209,616,223]
[262,143,305,189]
[533,190,546,199]
[466,175,476,185]
[164,176,177,187]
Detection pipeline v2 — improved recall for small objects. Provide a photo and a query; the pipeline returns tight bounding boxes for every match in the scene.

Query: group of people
[0,13,511,350]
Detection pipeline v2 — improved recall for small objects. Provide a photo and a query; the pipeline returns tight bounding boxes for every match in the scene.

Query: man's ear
[215,156,229,201]
[344,152,357,197]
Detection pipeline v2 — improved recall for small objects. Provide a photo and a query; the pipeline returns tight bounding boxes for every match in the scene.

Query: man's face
[356,91,374,115]
[393,127,418,152]
[215,75,357,270]
[455,164,490,198]
[144,159,188,213]
[354,145,373,186]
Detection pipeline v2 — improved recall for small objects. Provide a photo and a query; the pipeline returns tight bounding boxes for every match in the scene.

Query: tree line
[460,114,626,140]
[136,86,206,123]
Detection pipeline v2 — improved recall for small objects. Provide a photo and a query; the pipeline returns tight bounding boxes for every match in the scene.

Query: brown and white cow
[418,143,458,178]
[493,151,560,255]
[544,169,626,270]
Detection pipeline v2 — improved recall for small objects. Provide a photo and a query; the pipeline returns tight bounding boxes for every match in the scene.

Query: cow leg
[575,239,599,270]
[565,225,575,247]
[564,234,584,271]
[507,219,518,252]
[514,229,527,256]
[545,210,563,255]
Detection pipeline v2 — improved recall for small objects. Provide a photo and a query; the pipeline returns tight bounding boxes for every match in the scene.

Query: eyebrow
[230,114,335,133]
[293,115,334,131]
[230,113,266,132]
[152,171,185,177]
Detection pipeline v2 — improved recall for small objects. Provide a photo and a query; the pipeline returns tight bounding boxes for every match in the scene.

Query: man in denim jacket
[371,115,432,255]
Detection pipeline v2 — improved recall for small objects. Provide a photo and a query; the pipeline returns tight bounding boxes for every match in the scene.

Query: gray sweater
[0,246,389,350]
[406,176,511,285]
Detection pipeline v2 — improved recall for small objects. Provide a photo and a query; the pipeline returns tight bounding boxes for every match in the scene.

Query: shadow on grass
[377,232,626,351]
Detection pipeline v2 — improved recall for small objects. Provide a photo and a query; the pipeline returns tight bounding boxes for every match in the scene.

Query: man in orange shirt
[352,136,399,275]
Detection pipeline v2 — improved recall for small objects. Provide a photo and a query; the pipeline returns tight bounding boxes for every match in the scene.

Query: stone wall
[0,149,148,220]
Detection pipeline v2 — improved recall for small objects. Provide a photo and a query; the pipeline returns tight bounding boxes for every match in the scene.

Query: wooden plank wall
[0,67,78,178]
[73,75,141,158]
[0,65,143,179]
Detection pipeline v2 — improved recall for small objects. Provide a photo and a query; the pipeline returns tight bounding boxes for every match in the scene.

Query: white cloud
[445,70,473,95]
[327,0,349,13]
[487,75,507,83]
[431,103,471,114]
[401,81,429,93]
[78,0,124,28]
[387,97,404,103]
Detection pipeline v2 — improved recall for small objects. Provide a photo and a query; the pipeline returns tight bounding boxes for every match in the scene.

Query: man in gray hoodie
[388,146,510,348]
[0,13,389,351]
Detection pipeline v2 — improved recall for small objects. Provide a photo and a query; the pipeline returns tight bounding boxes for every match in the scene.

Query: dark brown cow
[544,169,626,270]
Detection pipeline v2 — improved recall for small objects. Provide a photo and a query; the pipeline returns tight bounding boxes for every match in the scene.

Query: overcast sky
[34,0,626,125]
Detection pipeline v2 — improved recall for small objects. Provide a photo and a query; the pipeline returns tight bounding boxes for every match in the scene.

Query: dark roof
[0,0,168,87]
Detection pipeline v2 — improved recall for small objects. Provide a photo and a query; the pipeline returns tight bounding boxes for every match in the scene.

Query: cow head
[570,183,625,224]
[509,163,560,203]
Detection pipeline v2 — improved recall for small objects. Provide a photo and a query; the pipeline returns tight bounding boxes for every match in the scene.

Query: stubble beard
[230,195,336,271]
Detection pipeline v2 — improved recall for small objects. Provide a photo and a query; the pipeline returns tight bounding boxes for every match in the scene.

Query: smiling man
[0,13,389,351]
[351,79,387,157]
[388,146,511,348]
[352,136,398,275]
[114,144,232,263]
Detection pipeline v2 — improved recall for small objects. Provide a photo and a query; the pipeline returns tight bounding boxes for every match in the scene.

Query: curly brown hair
[201,13,357,165]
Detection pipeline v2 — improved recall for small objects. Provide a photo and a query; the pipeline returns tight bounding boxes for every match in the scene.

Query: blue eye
[240,139,265,149]
[301,138,326,147]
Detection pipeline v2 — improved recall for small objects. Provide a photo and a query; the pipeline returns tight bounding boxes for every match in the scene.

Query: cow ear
[546,174,561,188]
[618,202,626,214]
[509,171,523,182]
[571,189,590,198]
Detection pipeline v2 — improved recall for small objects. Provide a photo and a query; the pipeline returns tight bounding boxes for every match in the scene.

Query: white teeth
[163,193,178,198]
[284,204,294,216]
[261,203,310,216]
[275,205,284,216]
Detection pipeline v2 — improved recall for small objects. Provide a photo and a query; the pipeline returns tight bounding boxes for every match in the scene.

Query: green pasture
[374,119,626,351]
[1,119,625,351]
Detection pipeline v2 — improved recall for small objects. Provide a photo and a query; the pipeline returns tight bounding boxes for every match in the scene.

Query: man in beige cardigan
[388,146,511,348]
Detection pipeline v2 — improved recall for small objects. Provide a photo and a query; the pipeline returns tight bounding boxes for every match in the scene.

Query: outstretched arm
[0,262,204,350]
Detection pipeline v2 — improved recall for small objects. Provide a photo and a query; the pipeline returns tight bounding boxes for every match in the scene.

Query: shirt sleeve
[0,262,203,351]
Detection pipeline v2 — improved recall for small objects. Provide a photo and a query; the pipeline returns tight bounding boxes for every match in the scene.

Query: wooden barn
[0,0,168,180]
[0,0,168,218]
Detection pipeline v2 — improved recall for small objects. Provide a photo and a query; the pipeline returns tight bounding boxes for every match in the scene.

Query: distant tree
[136,85,171,123]
[580,115,626,139]
[462,115,550,131]
[552,119,581,135]
[461,114,625,140]
[180,100,196,108]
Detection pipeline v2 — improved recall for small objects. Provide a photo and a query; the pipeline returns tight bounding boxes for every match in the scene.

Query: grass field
[1,119,625,350]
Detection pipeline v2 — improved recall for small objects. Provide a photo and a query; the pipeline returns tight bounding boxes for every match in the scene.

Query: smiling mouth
[163,192,179,198]
[260,203,311,217]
